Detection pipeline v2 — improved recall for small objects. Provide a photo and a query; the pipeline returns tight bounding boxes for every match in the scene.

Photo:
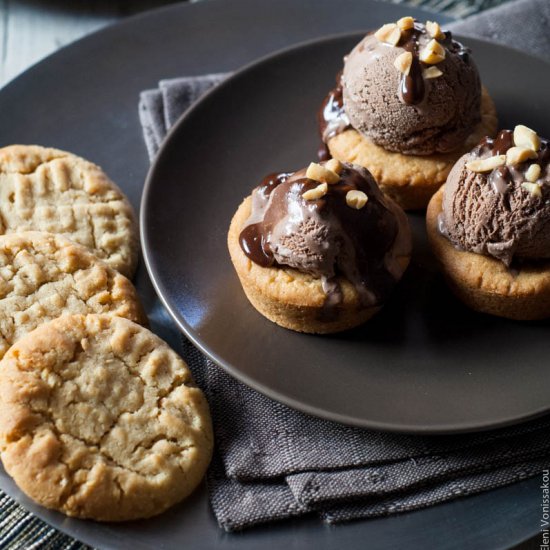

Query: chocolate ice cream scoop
[239,161,408,306]
[323,18,481,156]
[440,126,550,266]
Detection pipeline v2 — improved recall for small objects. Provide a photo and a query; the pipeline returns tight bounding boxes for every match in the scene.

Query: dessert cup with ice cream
[319,17,498,210]
[427,125,550,320]
[228,160,412,333]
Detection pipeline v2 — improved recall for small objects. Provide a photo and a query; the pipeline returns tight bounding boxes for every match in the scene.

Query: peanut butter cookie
[0,231,146,358]
[0,145,138,277]
[0,314,213,521]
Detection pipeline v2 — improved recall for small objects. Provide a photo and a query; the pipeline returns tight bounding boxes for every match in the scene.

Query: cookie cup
[327,87,498,211]
[426,186,550,320]
[228,196,411,334]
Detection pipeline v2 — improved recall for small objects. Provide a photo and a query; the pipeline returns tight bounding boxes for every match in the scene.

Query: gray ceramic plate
[0,0,542,547]
[142,32,550,434]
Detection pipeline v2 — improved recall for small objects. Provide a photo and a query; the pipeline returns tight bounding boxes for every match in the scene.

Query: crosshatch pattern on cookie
[0,146,138,278]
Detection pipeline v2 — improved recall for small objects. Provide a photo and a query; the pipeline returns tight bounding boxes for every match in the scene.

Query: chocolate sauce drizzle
[239,172,291,267]
[398,24,426,105]
[239,165,400,309]
[395,23,468,105]
[475,129,550,195]
[317,72,350,160]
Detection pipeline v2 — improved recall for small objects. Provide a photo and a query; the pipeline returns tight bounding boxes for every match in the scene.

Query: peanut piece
[422,66,443,79]
[394,52,413,75]
[325,158,343,175]
[465,155,506,173]
[306,162,340,184]
[302,182,328,201]
[397,16,414,31]
[374,23,401,46]
[506,146,538,166]
[521,182,542,197]
[513,125,540,151]
[419,39,446,65]
[426,21,444,39]
[346,190,369,209]
[525,164,541,183]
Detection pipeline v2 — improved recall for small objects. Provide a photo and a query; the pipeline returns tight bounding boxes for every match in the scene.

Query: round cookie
[0,145,138,277]
[0,314,213,521]
[426,187,550,320]
[327,88,498,210]
[228,195,411,333]
[0,231,146,359]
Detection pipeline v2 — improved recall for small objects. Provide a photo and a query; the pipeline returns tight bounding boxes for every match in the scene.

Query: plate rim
[141,31,550,435]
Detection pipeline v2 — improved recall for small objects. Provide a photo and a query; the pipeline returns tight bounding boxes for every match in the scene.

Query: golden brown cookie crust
[0,231,146,359]
[426,186,550,320]
[0,145,138,277]
[0,314,213,521]
[327,87,498,211]
[228,196,411,333]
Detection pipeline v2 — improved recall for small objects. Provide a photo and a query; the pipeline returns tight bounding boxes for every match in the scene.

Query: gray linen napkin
[139,0,550,531]
[139,74,227,160]
[185,339,550,530]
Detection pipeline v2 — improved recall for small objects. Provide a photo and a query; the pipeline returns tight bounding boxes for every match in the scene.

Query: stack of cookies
[0,146,213,521]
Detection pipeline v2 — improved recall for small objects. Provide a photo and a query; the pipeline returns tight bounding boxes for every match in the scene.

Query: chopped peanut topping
[346,190,369,209]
